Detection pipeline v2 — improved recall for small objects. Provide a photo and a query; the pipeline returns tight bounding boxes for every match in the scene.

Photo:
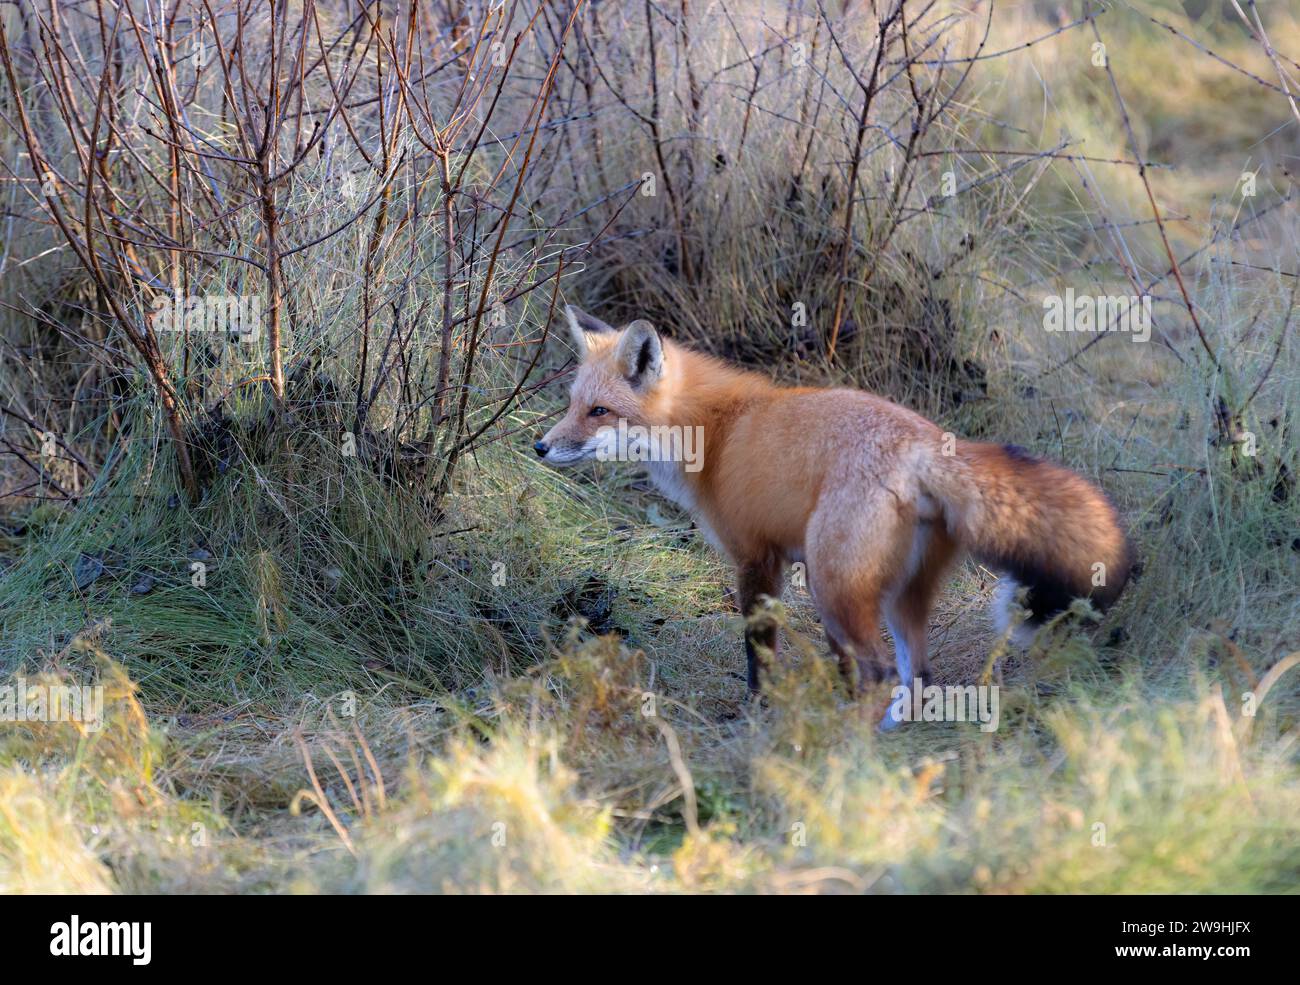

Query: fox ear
[615,320,663,388]
[563,305,614,358]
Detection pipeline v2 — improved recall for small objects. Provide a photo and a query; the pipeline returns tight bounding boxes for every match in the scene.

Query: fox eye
[589,406,610,417]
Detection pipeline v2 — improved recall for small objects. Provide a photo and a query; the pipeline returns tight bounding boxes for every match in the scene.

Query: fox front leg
[736,557,784,693]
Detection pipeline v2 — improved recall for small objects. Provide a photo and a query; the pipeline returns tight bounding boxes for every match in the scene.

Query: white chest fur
[646,458,694,511]
[645,459,728,555]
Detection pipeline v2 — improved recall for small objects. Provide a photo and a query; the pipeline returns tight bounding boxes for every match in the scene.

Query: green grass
[2,383,1296,892]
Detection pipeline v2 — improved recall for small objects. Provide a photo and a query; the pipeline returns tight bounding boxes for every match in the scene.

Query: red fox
[536,307,1130,710]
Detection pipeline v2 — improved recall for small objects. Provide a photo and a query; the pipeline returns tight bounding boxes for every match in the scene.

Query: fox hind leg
[823,603,891,693]
[807,492,916,695]
[882,524,958,728]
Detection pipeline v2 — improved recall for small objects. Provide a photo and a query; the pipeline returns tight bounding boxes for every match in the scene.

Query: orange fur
[539,309,1131,696]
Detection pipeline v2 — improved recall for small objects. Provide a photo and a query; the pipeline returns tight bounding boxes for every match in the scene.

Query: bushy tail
[943,441,1131,639]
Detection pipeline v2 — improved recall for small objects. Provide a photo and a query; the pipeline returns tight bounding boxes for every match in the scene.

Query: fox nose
[533,440,550,458]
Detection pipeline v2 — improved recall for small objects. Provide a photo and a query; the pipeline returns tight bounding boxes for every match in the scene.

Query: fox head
[534,306,665,467]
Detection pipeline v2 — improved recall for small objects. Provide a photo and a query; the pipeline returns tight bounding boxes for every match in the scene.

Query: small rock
[73,553,104,590]
[553,572,617,633]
